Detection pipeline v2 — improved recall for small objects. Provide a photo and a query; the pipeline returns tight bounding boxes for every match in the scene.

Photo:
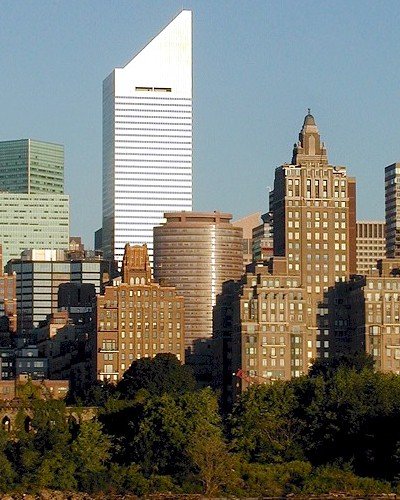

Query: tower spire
[292,111,328,165]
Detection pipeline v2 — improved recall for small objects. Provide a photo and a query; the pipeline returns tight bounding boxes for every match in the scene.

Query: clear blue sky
[1,0,399,246]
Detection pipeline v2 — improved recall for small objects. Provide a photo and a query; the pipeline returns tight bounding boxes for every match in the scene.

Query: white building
[102,10,193,265]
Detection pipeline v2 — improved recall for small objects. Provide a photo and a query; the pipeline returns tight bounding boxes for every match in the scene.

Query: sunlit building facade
[102,10,193,265]
[214,113,358,405]
[95,244,185,382]
[154,212,243,351]
[356,221,386,275]
[0,139,64,194]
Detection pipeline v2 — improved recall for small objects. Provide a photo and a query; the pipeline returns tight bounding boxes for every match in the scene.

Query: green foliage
[71,420,111,491]
[30,399,70,453]
[302,465,391,495]
[238,461,312,497]
[129,388,220,477]
[148,474,179,493]
[36,450,77,491]
[107,463,150,495]
[309,352,375,379]
[0,450,15,492]
[117,352,196,398]
[229,380,304,463]
[187,422,242,496]
[2,352,400,495]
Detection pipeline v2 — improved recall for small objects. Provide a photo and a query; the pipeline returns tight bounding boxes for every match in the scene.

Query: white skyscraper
[102,10,193,264]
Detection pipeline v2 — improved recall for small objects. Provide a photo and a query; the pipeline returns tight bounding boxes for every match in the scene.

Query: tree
[36,450,77,491]
[229,381,304,463]
[0,429,15,492]
[117,353,196,398]
[123,388,225,480]
[71,420,111,491]
[187,426,241,497]
[309,352,375,379]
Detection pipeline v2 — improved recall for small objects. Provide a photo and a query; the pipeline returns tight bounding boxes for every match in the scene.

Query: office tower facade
[0,194,69,267]
[385,163,400,258]
[233,212,261,270]
[102,10,192,265]
[95,244,185,382]
[356,221,386,274]
[7,249,109,331]
[0,139,69,266]
[0,139,64,194]
[153,212,243,351]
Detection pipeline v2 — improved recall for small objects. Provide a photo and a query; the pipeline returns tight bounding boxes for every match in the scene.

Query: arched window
[24,416,32,433]
[2,416,11,432]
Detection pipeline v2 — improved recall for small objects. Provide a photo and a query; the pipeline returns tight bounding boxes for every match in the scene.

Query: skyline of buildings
[102,10,193,265]
[1,9,400,403]
[6,248,109,332]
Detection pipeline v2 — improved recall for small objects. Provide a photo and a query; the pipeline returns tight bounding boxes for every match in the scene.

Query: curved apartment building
[153,212,243,351]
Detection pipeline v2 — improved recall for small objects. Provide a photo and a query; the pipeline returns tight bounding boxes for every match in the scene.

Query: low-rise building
[0,374,69,400]
[252,212,273,263]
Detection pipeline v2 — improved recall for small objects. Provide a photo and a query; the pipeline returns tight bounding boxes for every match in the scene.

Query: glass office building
[0,139,69,267]
[0,193,69,268]
[0,139,64,194]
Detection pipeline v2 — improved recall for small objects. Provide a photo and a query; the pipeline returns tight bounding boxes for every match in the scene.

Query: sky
[1,0,400,246]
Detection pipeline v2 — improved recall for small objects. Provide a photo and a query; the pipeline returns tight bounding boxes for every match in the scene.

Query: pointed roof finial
[308,107,311,115]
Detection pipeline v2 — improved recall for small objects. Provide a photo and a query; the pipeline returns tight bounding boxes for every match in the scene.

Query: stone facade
[94,244,185,382]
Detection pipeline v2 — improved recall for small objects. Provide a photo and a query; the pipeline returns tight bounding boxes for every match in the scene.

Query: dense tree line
[2,353,400,496]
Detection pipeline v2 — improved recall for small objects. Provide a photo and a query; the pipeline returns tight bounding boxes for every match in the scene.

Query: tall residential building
[385,163,400,258]
[0,139,69,266]
[214,258,307,408]
[233,212,261,270]
[327,258,400,374]
[102,10,192,265]
[94,244,185,382]
[356,221,386,275]
[271,111,356,315]
[214,113,358,404]
[153,212,243,351]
